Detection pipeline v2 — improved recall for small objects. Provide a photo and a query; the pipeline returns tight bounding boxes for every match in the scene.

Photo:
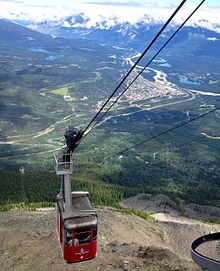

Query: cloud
[21,4,55,8]
[0,0,23,2]
[85,1,142,7]
[207,37,219,41]
[0,1,220,33]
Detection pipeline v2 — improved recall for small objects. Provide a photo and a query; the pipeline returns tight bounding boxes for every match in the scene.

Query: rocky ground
[0,205,220,271]
[123,193,220,221]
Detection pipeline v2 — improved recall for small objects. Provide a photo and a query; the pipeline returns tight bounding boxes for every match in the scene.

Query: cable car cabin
[56,192,98,263]
[54,138,97,263]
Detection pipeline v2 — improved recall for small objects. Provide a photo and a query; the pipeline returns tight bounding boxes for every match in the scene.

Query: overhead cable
[102,105,220,162]
[81,0,188,137]
[88,0,206,133]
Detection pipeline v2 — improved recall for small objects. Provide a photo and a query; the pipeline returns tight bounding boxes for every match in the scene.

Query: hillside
[1,207,220,271]
[123,193,220,222]
[0,19,54,48]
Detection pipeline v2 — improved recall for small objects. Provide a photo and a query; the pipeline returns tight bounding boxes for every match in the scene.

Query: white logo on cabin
[75,248,89,256]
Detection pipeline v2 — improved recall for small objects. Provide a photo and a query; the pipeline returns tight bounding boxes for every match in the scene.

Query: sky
[83,0,219,5]
[0,0,220,32]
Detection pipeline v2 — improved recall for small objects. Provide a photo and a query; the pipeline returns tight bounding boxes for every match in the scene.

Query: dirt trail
[152,212,198,224]
[0,207,219,271]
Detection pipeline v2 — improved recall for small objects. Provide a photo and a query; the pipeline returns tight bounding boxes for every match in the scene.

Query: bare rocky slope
[123,193,220,221]
[0,205,220,271]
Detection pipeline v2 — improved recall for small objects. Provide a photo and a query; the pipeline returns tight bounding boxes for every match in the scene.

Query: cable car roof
[64,215,98,231]
[57,191,98,231]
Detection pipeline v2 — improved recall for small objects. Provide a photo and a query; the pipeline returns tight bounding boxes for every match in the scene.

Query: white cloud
[207,36,219,41]
[0,1,220,33]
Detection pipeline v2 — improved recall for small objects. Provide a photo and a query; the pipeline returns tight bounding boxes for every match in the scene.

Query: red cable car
[54,127,98,263]
[56,192,98,262]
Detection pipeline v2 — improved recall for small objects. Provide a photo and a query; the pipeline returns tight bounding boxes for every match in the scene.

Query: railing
[54,151,73,175]
[191,232,220,271]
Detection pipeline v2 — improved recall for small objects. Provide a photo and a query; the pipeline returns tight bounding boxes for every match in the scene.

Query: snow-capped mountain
[27,13,220,56]
[1,0,220,52]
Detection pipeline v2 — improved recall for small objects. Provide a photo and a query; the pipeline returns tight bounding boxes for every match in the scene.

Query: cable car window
[92,228,97,240]
[75,229,92,246]
[65,231,73,247]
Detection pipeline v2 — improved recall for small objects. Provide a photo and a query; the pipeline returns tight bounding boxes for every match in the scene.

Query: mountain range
[23,15,220,91]
[28,14,220,52]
